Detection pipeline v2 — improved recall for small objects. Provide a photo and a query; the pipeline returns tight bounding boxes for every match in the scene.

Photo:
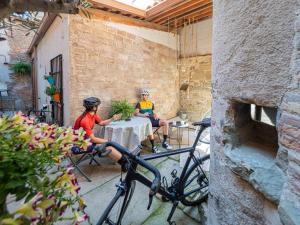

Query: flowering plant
[0,113,90,224]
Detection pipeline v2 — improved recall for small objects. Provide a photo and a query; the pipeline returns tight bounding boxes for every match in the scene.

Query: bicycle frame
[122,124,209,202]
[98,122,210,225]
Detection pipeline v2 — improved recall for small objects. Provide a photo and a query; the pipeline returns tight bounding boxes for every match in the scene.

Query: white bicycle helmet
[140,89,150,96]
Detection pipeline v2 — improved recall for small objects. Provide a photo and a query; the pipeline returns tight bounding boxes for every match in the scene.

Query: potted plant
[44,74,55,85]
[110,100,135,121]
[0,114,89,224]
[11,61,31,75]
[45,86,60,103]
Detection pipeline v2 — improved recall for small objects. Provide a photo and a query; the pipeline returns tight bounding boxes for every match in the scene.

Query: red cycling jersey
[73,112,103,138]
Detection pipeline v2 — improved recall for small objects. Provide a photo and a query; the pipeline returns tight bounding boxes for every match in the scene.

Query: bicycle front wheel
[180,158,209,206]
[198,126,210,144]
[97,181,136,225]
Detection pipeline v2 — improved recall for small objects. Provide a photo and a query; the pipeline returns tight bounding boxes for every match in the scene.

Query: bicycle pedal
[171,169,177,178]
[162,176,169,190]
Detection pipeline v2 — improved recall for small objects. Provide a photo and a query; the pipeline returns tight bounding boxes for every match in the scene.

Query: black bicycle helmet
[83,97,101,110]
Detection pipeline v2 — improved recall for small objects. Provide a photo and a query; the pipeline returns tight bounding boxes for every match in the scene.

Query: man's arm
[135,103,148,117]
[152,103,159,119]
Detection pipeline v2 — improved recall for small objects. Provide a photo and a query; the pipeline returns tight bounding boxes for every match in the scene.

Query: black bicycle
[27,104,51,123]
[97,118,211,225]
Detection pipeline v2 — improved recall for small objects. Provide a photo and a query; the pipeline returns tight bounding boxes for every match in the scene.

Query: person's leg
[159,119,169,141]
[149,117,159,152]
[106,146,122,161]
[107,146,130,172]
[159,119,172,150]
[94,144,129,171]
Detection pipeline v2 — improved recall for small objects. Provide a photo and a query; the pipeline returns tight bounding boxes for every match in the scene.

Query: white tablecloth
[104,117,153,151]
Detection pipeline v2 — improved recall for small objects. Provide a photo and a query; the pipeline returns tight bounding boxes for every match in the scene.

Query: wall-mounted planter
[53,92,60,103]
[45,76,55,86]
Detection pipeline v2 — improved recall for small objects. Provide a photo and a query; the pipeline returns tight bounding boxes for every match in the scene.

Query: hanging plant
[44,74,55,85]
[45,86,58,97]
[11,61,31,75]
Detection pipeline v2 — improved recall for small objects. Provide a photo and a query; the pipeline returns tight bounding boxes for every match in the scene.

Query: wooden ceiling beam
[172,11,212,28]
[87,8,169,32]
[149,0,208,23]
[146,0,185,18]
[159,2,212,25]
[91,0,146,18]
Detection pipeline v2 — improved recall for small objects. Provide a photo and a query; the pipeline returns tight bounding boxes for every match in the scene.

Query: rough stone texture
[179,55,212,122]
[6,29,33,111]
[68,16,179,123]
[224,144,286,204]
[213,0,297,107]
[275,146,289,172]
[210,1,300,225]
[277,12,300,225]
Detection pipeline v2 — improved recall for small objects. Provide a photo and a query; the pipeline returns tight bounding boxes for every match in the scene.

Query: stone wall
[277,11,300,225]
[210,1,300,225]
[68,16,179,124]
[2,29,33,111]
[178,19,212,122]
[179,55,212,122]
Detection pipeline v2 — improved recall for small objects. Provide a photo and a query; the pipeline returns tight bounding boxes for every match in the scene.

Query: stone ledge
[278,199,300,225]
[224,143,286,204]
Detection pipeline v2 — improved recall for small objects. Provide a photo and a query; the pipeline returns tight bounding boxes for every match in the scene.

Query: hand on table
[143,113,150,117]
[112,113,122,121]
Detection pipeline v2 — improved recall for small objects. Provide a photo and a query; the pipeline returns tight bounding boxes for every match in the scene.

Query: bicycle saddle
[192,117,211,127]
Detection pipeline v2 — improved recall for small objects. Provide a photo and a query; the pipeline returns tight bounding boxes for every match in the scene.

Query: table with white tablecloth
[103,117,153,151]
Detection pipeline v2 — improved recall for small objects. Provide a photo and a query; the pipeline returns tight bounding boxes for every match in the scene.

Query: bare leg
[106,146,122,162]
[148,134,154,140]
[159,119,169,136]
[159,119,172,149]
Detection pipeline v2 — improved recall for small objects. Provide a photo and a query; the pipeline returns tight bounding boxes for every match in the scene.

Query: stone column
[210,1,300,225]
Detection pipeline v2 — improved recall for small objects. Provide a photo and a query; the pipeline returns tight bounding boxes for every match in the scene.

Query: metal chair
[69,144,102,182]
[153,126,162,143]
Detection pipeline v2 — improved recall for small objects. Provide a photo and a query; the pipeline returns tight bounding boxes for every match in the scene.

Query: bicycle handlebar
[105,141,161,204]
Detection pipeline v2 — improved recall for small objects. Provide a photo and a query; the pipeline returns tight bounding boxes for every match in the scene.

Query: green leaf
[5,180,24,189]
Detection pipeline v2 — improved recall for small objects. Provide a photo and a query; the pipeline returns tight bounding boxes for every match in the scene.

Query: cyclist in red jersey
[73,97,128,171]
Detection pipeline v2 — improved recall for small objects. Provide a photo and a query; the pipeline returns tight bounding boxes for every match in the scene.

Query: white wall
[34,15,70,125]
[180,18,212,56]
[106,21,177,50]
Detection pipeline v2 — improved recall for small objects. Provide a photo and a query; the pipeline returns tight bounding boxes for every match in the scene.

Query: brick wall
[68,16,179,123]
[179,55,212,122]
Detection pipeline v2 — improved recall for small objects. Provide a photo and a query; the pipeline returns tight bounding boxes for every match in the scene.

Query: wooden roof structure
[29,0,212,53]
[91,0,212,30]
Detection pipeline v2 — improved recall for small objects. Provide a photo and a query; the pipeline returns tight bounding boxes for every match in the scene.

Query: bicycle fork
[167,201,178,225]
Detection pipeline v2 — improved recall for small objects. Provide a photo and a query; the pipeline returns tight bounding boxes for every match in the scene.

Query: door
[50,55,63,126]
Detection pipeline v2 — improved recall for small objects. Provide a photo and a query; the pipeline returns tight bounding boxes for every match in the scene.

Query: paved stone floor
[69,127,210,225]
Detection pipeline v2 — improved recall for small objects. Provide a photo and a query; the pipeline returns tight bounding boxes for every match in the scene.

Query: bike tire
[198,126,210,144]
[97,180,136,225]
[180,158,209,206]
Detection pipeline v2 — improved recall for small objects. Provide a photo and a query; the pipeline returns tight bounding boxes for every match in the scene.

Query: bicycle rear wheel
[180,158,209,206]
[97,181,136,225]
